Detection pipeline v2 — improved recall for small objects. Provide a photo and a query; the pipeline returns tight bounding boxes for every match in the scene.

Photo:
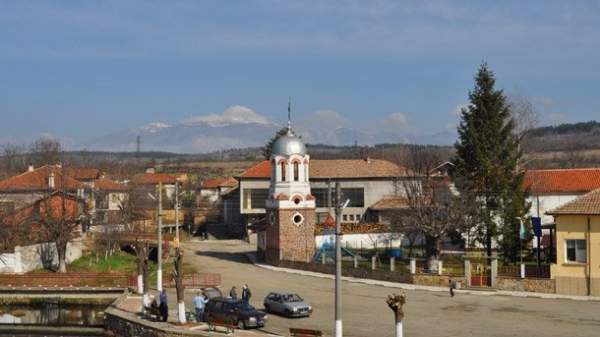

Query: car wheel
[237,319,246,330]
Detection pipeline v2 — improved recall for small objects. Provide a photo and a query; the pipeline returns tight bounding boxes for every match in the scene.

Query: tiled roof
[63,168,101,180]
[131,173,176,185]
[240,159,409,179]
[201,177,238,189]
[94,178,127,191]
[370,196,409,210]
[547,188,600,215]
[0,165,85,191]
[523,168,600,194]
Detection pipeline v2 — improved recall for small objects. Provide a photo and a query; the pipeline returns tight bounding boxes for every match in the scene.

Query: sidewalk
[247,253,600,302]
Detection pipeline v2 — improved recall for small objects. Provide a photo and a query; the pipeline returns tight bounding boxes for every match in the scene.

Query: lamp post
[157,182,163,292]
[175,181,180,244]
[334,183,350,337]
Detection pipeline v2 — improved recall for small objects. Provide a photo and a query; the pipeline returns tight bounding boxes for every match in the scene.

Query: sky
[1,0,599,149]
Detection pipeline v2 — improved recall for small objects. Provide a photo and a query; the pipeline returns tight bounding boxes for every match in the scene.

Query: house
[546,188,600,296]
[130,171,177,199]
[238,158,415,228]
[92,178,128,226]
[0,191,85,273]
[0,164,87,212]
[63,168,102,187]
[197,177,238,204]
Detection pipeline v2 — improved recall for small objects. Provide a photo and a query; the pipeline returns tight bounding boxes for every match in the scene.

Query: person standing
[241,284,252,303]
[159,289,169,322]
[449,279,455,297]
[193,292,209,322]
[229,286,238,300]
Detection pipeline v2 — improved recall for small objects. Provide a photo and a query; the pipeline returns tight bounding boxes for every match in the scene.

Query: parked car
[203,297,267,329]
[263,292,312,317]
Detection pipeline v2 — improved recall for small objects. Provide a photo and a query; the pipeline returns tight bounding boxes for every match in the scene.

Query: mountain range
[82,105,457,153]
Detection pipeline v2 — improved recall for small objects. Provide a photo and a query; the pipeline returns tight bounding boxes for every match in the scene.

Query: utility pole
[175,181,180,244]
[334,182,343,337]
[157,182,163,292]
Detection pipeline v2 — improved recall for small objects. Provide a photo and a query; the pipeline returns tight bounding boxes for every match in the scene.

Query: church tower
[264,105,316,265]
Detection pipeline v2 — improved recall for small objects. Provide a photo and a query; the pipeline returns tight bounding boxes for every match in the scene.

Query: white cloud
[140,122,171,133]
[386,112,409,126]
[181,105,270,127]
[453,103,472,116]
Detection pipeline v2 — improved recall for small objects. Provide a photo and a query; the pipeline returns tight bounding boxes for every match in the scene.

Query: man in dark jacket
[229,286,238,300]
[159,290,169,322]
[241,284,252,303]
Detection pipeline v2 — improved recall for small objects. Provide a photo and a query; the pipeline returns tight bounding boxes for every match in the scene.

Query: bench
[207,319,236,335]
[289,328,323,337]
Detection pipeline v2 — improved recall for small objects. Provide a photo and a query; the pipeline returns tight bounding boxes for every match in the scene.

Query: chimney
[28,164,34,172]
[48,171,55,189]
[365,156,371,164]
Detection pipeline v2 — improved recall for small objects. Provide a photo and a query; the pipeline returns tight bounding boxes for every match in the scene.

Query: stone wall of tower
[265,208,316,265]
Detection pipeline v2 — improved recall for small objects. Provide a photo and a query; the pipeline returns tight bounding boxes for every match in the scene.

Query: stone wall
[497,277,555,293]
[0,240,82,273]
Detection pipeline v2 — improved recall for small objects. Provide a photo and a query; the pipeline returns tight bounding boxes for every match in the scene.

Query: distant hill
[523,120,600,153]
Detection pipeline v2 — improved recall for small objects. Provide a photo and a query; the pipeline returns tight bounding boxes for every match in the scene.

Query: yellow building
[547,188,600,296]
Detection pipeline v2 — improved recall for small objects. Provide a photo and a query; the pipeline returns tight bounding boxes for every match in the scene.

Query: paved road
[178,239,600,337]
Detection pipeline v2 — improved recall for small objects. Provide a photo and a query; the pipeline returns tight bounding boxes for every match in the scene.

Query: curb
[247,254,600,302]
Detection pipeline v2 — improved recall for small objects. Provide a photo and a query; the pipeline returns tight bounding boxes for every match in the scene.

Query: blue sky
[1,0,599,148]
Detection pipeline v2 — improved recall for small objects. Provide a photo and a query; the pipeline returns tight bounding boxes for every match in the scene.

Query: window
[566,239,587,263]
[342,214,348,221]
[292,213,304,226]
[349,214,355,221]
[342,188,365,207]
[293,162,299,181]
[312,188,330,208]
[280,162,286,181]
[248,189,269,209]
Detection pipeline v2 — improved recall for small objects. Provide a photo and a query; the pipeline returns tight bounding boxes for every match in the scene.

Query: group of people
[229,284,252,302]
[191,284,252,323]
[147,290,170,322]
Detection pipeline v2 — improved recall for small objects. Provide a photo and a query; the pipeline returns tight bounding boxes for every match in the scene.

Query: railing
[525,265,551,279]
[0,272,133,288]
[498,265,520,277]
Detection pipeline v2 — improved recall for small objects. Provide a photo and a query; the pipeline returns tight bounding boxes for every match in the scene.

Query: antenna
[287,97,292,132]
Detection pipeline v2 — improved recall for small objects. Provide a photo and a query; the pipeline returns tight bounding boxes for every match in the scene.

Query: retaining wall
[496,276,555,293]
[0,241,82,273]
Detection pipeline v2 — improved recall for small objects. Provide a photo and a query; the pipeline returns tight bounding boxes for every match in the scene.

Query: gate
[470,262,491,287]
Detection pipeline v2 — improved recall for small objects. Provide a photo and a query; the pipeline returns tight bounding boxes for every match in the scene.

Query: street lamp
[334,183,350,337]
[147,182,164,291]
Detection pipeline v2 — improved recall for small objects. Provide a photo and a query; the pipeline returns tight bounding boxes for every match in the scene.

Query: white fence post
[520,263,526,278]
[438,260,443,276]
[390,257,395,272]
[353,255,358,269]
[410,258,416,275]
[372,256,377,270]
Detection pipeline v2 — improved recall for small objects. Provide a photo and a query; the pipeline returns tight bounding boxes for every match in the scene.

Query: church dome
[272,131,306,156]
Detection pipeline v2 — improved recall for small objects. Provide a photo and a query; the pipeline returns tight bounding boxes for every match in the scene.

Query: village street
[179,239,600,337]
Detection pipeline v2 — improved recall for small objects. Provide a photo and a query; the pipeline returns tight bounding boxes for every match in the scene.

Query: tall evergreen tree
[454,63,529,258]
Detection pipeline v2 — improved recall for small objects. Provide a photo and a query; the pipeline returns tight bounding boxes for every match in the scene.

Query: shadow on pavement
[195,250,253,264]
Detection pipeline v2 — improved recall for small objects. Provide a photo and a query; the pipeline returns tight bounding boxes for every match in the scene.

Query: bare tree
[29,137,62,167]
[173,247,186,323]
[1,143,25,177]
[39,192,83,273]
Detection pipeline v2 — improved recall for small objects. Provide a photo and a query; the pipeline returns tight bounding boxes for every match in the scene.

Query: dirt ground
[171,239,600,337]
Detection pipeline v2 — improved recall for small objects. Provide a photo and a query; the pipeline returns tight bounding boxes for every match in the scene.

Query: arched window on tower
[280,161,286,182]
[293,162,299,181]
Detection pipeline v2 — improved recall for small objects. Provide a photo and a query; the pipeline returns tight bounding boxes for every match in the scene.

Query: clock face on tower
[292,212,304,226]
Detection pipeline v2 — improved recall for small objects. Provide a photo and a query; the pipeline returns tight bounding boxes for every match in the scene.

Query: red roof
[201,177,238,189]
[523,168,600,194]
[131,173,176,185]
[0,165,86,191]
[94,178,127,191]
[240,159,408,179]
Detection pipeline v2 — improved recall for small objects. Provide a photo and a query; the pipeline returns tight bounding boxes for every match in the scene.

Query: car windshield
[282,294,303,302]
